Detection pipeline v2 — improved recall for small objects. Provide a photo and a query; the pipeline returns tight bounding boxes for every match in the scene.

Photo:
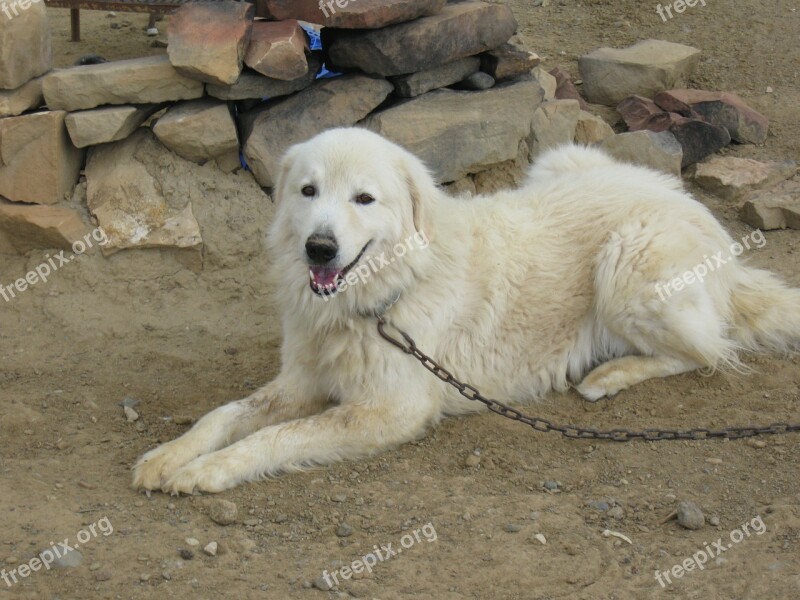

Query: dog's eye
[355,193,375,205]
[301,185,316,197]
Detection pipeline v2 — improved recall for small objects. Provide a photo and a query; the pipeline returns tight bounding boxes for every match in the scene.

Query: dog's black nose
[306,234,338,264]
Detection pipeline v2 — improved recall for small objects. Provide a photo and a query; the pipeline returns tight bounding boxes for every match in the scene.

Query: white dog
[133,128,800,494]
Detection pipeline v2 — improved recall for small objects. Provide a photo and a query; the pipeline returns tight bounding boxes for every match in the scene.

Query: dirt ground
[1,1,798,599]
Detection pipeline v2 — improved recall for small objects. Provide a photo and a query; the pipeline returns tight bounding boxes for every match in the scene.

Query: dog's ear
[398,154,436,239]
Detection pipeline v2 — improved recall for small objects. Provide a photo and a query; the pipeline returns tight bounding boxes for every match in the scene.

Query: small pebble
[124,406,139,422]
[203,542,218,557]
[504,523,522,533]
[608,506,625,520]
[706,458,723,465]
[708,515,720,526]
[533,533,547,545]
[465,455,481,467]
[747,439,767,449]
[313,576,334,591]
[543,480,561,491]
[179,549,194,560]
[208,499,238,525]
[121,397,139,409]
[140,574,150,582]
[95,570,113,582]
[336,523,353,538]
[185,538,200,547]
[677,501,705,530]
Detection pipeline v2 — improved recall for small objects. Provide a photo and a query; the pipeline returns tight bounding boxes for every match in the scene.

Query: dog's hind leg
[576,355,700,401]
[133,375,327,491]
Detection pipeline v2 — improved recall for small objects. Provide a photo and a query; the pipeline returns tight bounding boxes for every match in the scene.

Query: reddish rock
[668,117,731,168]
[548,67,588,110]
[480,42,539,81]
[263,0,446,29]
[617,95,665,131]
[245,20,308,81]
[168,0,254,85]
[324,2,517,77]
[654,89,768,144]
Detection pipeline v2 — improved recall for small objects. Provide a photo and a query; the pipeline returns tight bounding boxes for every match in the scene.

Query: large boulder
[740,179,800,231]
[0,0,51,89]
[153,99,240,172]
[0,111,84,204]
[324,2,517,77]
[85,129,203,256]
[579,40,701,106]
[242,74,392,187]
[600,130,683,177]
[363,80,544,183]
[263,0,446,28]
[42,56,204,111]
[167,0,254,85]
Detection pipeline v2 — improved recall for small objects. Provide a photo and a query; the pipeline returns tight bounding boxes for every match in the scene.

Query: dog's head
[268,128,435,315]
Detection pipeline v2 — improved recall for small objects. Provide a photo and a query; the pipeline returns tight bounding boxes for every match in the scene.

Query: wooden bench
[45,0,194,42]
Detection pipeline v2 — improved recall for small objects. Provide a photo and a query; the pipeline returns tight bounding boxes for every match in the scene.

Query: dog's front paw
[132,441,201,491]
[162,452,244,495]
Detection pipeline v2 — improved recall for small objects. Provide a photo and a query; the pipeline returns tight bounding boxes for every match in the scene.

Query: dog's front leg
[132,373,326,491]
[162,393,437,495]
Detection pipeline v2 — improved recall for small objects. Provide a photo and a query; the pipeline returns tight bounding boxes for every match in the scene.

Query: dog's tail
[729,266,800,353]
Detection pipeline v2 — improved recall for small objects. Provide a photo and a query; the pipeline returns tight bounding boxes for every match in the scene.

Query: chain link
[376,317,800,442]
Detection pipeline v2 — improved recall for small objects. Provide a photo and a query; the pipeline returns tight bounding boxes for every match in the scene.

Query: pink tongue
[311,266,341,287]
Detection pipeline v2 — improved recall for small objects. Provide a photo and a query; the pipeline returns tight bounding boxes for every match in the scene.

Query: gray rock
[207,56,321,101]
[691,156,796,201]
[324,2,517,77]
[42,56,204,112]
[531,67,557,102]
[504,523,522,533]
[65,104,163,148]
[676,500,705,530]
[588,500,610,512]
[579,39,701,106]
[608,506,625,520]
[599,130,683,177]
[364,80,544,183]
[336,523,354,537]
[207,498,238,525]
[242,74,392,187]
[740,178,800,230]
[530,100,581,157]
[0,75,45,117]
[0,0,51,89]
[49,547,83,569]
[543,480,561,491]
[391,56,480,98]
[453,71,495,91]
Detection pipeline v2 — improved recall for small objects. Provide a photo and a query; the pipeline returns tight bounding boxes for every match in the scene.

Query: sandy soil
[0,2,798,599]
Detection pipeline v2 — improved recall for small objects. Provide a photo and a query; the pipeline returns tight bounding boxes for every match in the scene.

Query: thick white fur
[133,128,800,494]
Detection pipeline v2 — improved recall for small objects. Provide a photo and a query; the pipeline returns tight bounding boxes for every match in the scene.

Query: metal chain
[376,317,800,442]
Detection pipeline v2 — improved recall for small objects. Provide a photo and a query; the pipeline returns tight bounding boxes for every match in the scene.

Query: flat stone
[86,129,203,255]
[65,104,163,148]
[153,99,239,172]
[364,80,544,183]
[549,66,588,110]
[245,20,308,81]
[207,55,321,101]
[579,39,701,106]
[532,67,557,102]
[480,42,540,81]
[574,110,614,144]
[391,56,480,98]
[452,71,495,91]
[242,74,392,187]
[740,179,800,230]
[654,89,768,144]
[0,201,87,253]
[530,99,581,157]
[167,0,254,85]
[668,117,731,168]
[0,75,44,117]
[600,130,683,177]
[324,2,517,77]
[0,0,51,89]
[617,95,666,131]
[691,156,796,200]
[42,55,204,112]
[263,0,446,28]
[0,111,84,204]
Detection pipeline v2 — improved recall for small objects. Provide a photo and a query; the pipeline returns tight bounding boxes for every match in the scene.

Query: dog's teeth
[309,268,316,282]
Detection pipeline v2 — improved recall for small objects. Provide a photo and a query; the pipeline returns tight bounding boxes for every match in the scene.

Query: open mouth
[308,241,371,297]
